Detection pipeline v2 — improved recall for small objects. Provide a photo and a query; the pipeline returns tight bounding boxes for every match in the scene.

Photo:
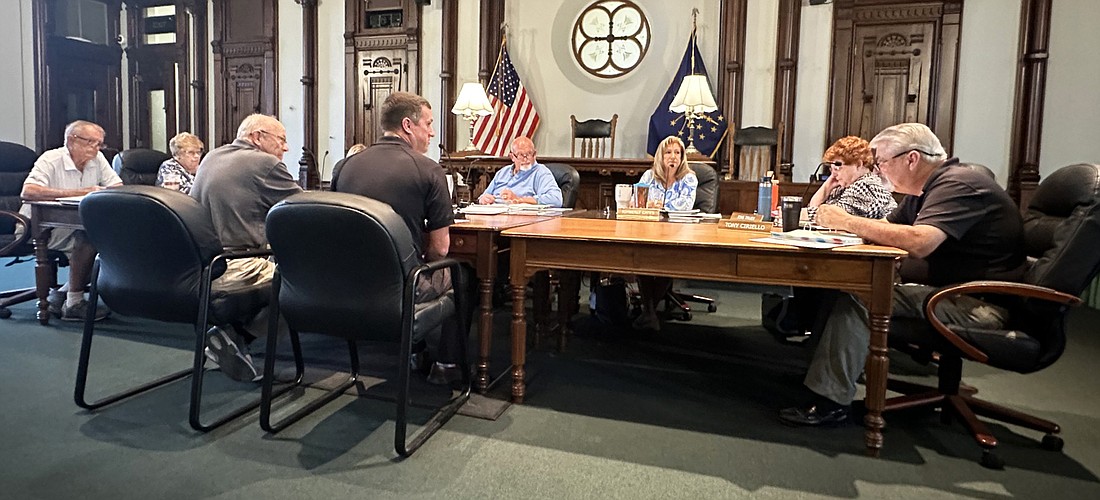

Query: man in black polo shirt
[780,122,1025,426]
[332,91,464,385]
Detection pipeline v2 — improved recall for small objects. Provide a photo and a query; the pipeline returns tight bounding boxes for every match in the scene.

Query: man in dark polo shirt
[779,122,1026,426]
[332,91,464,385]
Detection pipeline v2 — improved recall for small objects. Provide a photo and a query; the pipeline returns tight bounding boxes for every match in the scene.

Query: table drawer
[737,254,871,285]
[449,233,479,256]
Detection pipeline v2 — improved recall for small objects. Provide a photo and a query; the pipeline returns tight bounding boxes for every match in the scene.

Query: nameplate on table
[616,207,661,221]
[728,212,764,223]
[720,219,771,232]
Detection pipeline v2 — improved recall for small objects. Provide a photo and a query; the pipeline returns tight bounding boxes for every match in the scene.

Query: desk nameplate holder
[720,212,771,232]
[616,207,661,221]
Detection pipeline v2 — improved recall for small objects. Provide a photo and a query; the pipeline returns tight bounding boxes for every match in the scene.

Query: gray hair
[168,132,204,156]
[235,114,283,140]
[870,123,947,162]
[63,120,104,143]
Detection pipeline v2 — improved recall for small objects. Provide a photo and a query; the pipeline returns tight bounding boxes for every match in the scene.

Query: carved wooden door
[344,0,420,148]
[829,1,962,151]
[852,24,935,139]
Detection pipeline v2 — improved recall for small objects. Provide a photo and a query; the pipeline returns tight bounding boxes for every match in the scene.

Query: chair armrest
[0,209,31,256]
[405,257,469,317]
[923,280,1083,363]
[218,247,274,261]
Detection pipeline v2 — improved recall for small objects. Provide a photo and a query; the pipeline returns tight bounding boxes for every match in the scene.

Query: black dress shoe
[779,401,850,427]
[426,362,465,387]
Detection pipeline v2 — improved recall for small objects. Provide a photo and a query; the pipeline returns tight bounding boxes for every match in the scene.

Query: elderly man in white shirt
[20,120,122,321]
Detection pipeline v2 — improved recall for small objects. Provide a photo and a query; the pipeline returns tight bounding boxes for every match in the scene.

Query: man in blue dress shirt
[476,137,563,207]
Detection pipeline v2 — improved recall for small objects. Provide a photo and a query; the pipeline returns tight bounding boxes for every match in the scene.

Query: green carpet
[2,257,1100,498]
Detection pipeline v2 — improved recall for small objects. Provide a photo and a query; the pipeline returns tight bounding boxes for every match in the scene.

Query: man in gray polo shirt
[20,120,122,321]
[191,113,302,381]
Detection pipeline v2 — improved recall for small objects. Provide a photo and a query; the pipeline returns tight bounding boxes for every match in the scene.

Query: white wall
[742,0,779,129]
[0,0,36,146]
[1040,0,1100,176]
[500,0,722,158]
[791,0,833,183]
[953,0,1022,184]
[278,0,304,178]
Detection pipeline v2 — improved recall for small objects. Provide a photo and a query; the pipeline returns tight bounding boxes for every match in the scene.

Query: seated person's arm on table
[477,173,504,204]
[816,204,945,258]
[20,182,107,201]
[533,171,563,207]
[424,227,450,262]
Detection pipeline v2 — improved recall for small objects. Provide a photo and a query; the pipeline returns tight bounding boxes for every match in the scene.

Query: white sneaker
[204,326,260,382]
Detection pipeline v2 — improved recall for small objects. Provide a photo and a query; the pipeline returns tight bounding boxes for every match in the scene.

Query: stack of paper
[460,204,509,215]
[769,229,862,246]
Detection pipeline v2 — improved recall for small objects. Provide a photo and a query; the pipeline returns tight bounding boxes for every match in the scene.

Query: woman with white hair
[156,132,204,194]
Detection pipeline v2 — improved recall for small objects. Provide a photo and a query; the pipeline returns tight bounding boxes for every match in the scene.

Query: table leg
[475,276,494,393]
[33,229,53,325]
[511,281,527,404]
[862,261,894,457]
[557,270,581,352]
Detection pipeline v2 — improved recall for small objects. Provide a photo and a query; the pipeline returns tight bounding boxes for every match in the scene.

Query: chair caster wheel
[0,308,10,319]
[707,304,717,313]
[1041,434,1064,452]
[679,312,691,321]
[980,450,1005,470]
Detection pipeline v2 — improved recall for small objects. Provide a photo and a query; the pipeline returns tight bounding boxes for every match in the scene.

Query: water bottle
[756,175,773,221]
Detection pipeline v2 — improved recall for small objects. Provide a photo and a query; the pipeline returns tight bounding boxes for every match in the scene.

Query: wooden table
[29,201,81,325]
[501,217,907,456]
[449,213,558,392]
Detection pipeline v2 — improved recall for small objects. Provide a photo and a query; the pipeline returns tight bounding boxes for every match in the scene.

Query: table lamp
[451,82,494,151]
[669,74,718,155]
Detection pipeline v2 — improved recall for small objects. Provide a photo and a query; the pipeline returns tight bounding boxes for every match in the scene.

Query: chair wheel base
[707,304,717,313]
[0,308,11,319]
[980,450,1005,470]
[1041,434,1064,452]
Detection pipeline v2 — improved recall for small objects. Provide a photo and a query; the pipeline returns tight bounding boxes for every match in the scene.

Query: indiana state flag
[646,36,727,158]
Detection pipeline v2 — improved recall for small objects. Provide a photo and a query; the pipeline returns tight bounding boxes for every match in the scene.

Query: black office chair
[74,186,298,431]
[112,148,171,186]
[886,163,1100,469]
[0,141,39,319]
[544,163,580,209]
[659,163,720,320]
[260,191,470,457]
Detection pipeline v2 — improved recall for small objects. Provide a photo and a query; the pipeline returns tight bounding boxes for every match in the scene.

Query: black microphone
[801,161,841,201]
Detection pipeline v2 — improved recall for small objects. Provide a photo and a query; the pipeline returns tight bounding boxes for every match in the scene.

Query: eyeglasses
[71,135,104,149]
[178,149,203,157]
[510,151,535,159]
[872,148,941,169]
[258,130,287,145]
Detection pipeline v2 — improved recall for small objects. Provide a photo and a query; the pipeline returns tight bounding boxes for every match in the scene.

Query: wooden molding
[1008,0,1052,209]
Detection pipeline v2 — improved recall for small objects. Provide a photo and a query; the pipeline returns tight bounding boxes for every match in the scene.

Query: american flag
[472,44,540,156]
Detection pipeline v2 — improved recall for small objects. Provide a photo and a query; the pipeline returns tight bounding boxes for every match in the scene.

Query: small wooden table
[501,217,907,456]
[449,213,558,392]
[28,201,82,325]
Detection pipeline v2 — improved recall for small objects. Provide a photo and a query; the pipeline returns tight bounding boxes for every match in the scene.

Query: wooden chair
[733,127,778,181]
[571,114,618,158]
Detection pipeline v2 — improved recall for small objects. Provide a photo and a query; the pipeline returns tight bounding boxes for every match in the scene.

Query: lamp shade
[669,74,718,114]
[451,83,494,118]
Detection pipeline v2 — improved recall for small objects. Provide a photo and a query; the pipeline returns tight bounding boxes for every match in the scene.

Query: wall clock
[571,0,651,79]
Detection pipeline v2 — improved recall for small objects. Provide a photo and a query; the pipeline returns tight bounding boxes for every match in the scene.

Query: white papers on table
[752,229,864,249]
[460,204,509,215]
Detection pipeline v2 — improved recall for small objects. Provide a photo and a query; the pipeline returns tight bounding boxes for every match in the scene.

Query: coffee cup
[780,196,803,232]
[614,184,632,209]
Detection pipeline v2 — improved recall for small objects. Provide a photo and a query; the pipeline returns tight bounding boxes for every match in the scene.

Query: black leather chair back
[689,163,719,213]
[1021,163,1100,368]
[959,162,996,181]
[0,142,36,238]
[545,163,580,209]
[112,149,171,186]
[79,186,224,323]
[266,191,421,340]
